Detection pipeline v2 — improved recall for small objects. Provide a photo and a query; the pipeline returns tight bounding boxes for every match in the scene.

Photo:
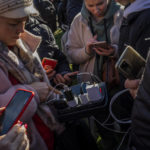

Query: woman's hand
[0,124,29,150]
[44,65,56,80]
[124,79,140,99]
[85,35,98,55]
[53,71,78,85]
[0,107,5,115]
[93,45,115,56]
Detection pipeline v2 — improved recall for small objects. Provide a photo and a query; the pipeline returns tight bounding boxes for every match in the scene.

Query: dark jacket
[131,51,150,150]
[66,0,83,25]
[33,0,57,32]
[25,17,71,75]
[118,8,150,89]
[119,8,150,59]
[57,0,68,27]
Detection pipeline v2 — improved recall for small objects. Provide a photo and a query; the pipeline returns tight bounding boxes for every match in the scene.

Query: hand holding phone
[0,124,29,150]
[92,41,115,56]
[0,89,34,135]
[42,57,58,69]
[44,65,56,79]
[115,46,146,79]
[92,41,110,49]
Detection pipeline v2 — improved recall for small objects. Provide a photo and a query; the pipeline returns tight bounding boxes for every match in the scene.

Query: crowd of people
[0,0,150,150]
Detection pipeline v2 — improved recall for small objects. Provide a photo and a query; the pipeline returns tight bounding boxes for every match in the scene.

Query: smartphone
[92,41,110,49]
[42,57,58,69]
[0,89,34,135]
[115,46,146,79]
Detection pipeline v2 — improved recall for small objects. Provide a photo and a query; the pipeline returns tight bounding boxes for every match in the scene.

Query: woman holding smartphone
[0,0,63,149]
[0,0,98,150]
[66,0,121,76]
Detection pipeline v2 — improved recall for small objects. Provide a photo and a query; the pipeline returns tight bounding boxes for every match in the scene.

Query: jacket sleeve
[66,14,94,65]
[131,51,150,149]
[133,12,150,59]
[0,68,39,123]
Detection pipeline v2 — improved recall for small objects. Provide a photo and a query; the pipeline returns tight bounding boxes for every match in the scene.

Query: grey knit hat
[0,0,39,18]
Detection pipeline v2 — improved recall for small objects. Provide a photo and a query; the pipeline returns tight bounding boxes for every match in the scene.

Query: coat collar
[19,30,41,53]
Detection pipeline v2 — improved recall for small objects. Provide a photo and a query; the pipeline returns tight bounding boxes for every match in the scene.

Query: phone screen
[0,90,33,135]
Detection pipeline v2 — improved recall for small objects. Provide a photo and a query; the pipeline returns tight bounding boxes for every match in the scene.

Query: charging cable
[109,89,132,124]
[116,127,131,150]
[46,83,68,104]
[92,116,127,134]
[77,72,102,83]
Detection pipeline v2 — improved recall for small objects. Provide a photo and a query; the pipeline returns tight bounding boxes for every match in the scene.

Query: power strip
[86,84,103,102]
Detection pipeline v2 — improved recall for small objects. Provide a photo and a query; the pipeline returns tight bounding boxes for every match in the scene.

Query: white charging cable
[109,89,132,124]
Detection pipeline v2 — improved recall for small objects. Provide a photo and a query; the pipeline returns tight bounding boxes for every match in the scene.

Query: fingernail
[24,124,28,129]
[18,121,23,126]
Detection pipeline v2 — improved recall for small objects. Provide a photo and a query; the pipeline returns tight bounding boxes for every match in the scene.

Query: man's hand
[0,124,29,150]
[54,71,78,85]
[124,79,140,99]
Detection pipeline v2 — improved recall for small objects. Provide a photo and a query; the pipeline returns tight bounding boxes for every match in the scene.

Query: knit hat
[0,0,38,18]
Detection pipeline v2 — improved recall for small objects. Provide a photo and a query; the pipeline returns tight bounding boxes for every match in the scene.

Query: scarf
[0,40,44,84]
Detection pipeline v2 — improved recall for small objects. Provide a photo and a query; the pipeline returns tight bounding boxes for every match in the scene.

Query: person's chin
[7,39,18,46]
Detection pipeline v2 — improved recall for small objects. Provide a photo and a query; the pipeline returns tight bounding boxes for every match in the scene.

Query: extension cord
[78,93,89,104]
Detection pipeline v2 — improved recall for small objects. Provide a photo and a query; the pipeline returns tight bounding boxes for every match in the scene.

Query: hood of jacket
[81,0,120,22]
[81,0,120,42]
[124,0,150,18]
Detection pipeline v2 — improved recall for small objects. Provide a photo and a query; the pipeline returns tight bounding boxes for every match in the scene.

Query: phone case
[93,41,109,49]
[115,46,146,79]
[42,57,57,69]
[0,89,34,135]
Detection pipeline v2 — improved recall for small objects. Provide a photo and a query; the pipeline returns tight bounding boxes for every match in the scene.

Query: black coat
[66,0,83,25]
[131,51,150,150]
[33,0,57,32]
[118,8,150,89]
[119,8,150,59]
[25,17,71,75]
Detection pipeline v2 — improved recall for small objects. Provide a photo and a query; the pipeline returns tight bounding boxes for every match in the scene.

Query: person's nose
[16,22,25,34]
[94,6,100,14]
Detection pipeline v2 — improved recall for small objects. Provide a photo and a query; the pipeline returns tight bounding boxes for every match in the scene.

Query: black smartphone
[0,89,34,135]
[115,46,146,79]
[92,41,110,49]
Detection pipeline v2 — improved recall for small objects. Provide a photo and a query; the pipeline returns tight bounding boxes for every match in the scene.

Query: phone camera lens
[121,61,130,72]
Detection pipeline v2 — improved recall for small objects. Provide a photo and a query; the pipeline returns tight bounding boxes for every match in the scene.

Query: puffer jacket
[25,17,71,75]
[131,51,150,150]
[33,0,57,32]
